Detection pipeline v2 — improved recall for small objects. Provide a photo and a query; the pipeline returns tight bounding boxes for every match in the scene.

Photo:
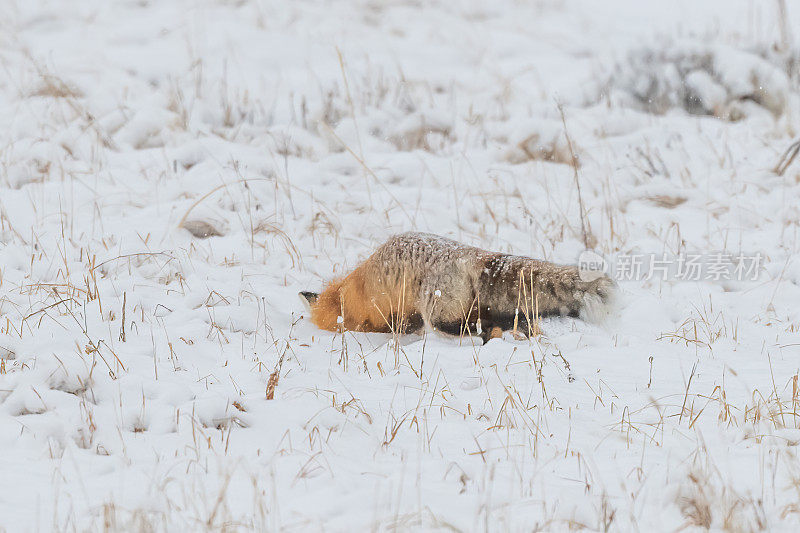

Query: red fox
[300,232,614,342]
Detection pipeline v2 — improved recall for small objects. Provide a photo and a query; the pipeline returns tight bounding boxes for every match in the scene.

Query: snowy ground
[2,0,800,530]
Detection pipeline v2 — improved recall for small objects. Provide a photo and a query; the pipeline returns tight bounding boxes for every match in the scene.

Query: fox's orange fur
[302,232,614,342]
[309,262,419,333]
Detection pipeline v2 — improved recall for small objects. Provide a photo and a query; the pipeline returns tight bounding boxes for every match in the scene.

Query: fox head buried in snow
[299,291,319,311]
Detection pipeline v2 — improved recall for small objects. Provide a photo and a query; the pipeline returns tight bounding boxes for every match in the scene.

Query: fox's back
[366,232,485,290]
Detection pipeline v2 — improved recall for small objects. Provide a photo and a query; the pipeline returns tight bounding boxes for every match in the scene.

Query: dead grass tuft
[677,468,767,531]
[181,219,226,239]
[30,74,83,99]
[646,194,687,208]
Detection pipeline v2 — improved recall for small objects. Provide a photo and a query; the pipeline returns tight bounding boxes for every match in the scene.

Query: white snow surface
[2,0,800,530]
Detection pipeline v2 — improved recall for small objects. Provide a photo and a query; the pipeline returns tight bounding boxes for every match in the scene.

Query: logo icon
[578,250,608,282]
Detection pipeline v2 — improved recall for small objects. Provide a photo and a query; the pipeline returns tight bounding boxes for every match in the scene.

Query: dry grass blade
[176,178,272,230]
[774,138,800,176]
[557,103,594,249]
[319,121,415,225]
[0,346,15,360]
[265,371,279,400]
[266,349,286,400]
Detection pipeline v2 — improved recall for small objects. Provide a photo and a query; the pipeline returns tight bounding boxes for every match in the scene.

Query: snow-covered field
[2,0,800,530]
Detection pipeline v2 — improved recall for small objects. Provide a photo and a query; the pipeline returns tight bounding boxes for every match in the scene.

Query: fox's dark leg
[431,320,464,337]
[436,294,493,341]
[484,305,581,340]
[400,312,425,334]
[485,311,538,339]
[431,311,497,343]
